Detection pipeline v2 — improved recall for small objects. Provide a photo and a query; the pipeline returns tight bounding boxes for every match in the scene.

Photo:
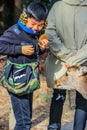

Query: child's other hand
[22,45,34,56]
[38,39,48,51]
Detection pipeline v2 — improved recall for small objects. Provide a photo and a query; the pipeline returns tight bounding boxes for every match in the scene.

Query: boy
[0,2,48,130]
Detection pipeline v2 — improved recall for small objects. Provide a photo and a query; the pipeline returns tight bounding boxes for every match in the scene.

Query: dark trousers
[49,89,87,129]
[73,91,87,130]
[9,92,33,130]
[49,89,66,125]
[76,91,87,111]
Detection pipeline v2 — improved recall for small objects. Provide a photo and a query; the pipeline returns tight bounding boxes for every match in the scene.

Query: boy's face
[26,17,45,32]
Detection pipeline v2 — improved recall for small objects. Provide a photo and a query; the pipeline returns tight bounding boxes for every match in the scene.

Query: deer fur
[55,66,87,99]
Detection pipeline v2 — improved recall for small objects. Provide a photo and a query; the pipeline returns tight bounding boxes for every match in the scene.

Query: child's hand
[38,34,48,50]
[22,45,34,56]
[38,39,48,50]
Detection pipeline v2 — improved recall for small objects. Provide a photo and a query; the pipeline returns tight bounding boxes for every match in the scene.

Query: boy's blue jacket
[0,22,44,64]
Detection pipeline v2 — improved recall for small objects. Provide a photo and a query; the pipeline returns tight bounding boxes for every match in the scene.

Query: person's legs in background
[73,91,87,130]
[48,88,66,130]
[9,92,33,130]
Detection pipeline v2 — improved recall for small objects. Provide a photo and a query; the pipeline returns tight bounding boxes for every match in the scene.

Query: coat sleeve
[45,4,73,63]
[0,30,21,55]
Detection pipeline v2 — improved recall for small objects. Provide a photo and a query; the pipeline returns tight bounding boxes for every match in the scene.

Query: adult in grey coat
[45,0,87,130]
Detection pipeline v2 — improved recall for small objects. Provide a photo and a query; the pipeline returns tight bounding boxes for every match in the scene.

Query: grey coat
[45,0,87,90]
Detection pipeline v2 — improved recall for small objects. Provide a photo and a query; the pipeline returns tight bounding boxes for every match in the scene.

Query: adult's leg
[48,89,66,130]
[9,92,33,130]
[73,91,87,130]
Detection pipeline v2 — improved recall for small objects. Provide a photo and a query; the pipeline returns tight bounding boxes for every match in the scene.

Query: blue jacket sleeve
[0,29,22,55]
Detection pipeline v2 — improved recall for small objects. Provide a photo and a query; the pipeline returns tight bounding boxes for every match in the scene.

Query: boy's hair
[20,2,48,25]
[26,2,48,21]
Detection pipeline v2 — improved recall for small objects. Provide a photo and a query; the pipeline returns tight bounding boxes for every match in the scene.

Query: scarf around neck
[17,19,35,34]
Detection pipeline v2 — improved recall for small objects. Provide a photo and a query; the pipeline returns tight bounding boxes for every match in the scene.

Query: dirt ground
[0,86,9,130]
[0,75,75,130]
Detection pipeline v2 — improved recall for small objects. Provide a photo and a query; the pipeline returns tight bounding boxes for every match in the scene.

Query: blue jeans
[9,92,33,130]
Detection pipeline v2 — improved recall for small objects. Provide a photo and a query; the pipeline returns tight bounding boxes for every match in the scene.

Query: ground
[0,86,9,130]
